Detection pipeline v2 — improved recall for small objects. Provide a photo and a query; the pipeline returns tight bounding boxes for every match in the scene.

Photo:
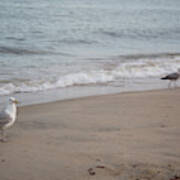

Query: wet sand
[0,89,180,180]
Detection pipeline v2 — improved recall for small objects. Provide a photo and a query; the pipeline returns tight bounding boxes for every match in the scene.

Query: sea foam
[0,56,180,96]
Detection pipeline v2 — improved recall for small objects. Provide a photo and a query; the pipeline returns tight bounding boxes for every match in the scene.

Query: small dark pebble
[1,159,5,162]
[161,124,166,128]
[88,168,96,176]
[132,164,137,168]
[169,175,180,180]
[168,164,172,168]
[96,165,105,169]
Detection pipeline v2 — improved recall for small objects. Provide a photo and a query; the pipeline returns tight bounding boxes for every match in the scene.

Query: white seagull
[0,97,19,142]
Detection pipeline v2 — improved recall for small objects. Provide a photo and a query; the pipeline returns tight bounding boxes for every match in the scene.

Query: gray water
[0,0,180,104]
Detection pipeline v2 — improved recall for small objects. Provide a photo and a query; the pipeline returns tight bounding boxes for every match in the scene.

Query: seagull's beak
[14,100,19,104]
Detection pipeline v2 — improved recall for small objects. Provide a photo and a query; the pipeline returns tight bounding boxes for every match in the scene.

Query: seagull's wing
[0,111,11,127]
[167,72,179,79]
[161,72,179,80]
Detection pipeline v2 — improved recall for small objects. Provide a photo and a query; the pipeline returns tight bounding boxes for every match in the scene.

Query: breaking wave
[0,54,180,96]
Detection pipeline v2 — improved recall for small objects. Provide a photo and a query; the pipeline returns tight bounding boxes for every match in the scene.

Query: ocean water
[0,0,180,105]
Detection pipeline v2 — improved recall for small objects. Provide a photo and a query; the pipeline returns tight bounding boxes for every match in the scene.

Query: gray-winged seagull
[0,97,19,142]
[161,69,180,88]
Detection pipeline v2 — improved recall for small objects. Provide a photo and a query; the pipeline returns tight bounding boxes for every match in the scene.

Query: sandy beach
[0,89,180,180]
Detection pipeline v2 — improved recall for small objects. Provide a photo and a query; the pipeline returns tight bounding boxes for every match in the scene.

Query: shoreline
[0,76,176,108]
[20,87,175,107]
[20,86,179,108]
[0,88,180,179]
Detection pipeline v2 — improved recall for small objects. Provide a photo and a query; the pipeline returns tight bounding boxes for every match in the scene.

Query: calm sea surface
[0,0,180,104]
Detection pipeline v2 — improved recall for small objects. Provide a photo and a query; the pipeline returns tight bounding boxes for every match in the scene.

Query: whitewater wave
[0,71,114,95]
[0,56,180,96]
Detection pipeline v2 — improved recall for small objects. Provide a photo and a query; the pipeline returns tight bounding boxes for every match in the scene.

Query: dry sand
[0,89,180,180]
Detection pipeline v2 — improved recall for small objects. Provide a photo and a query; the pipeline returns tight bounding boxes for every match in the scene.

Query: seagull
[0,97,19,142]
[161,69,180,88]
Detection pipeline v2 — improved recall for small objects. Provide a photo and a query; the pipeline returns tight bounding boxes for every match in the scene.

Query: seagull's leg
[0,130,2,141]
[168,81,171,89]
[1,130,7,142]
[1,130,3,142]
[174,81,177,88]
